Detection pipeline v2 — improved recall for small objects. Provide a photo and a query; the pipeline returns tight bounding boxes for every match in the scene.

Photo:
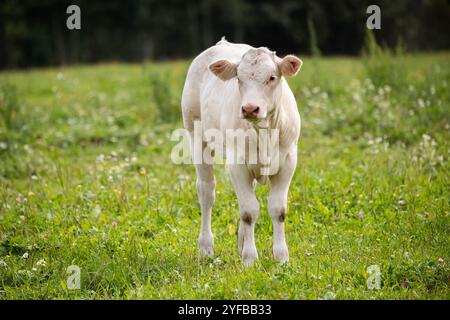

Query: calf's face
[209,47,302,120]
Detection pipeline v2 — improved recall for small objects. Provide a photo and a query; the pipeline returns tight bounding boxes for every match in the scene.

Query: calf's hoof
[273,244,289,262]
[198,234,214,258]
[242,247,258,267]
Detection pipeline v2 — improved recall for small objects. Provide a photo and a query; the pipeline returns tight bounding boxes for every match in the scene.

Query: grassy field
[0,49,449,299]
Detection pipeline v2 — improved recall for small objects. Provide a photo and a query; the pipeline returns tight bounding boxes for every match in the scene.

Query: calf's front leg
[268,151,297,262]
[229,165,259,267]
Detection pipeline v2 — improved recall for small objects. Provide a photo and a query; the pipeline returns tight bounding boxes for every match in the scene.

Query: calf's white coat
[181,38,302,266]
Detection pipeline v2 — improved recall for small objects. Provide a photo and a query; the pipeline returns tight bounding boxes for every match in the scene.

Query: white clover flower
[22,252,29,259]
[320,92,328,100]
[323,291,336,300]
[302,87,311,97]
[418,98,425,108]
[93,205,101,217]
[0,260,7,267]
[352,92,362,101]
[36,259,46,267]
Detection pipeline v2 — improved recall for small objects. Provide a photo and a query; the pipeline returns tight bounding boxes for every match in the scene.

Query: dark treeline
[0,0,449,69]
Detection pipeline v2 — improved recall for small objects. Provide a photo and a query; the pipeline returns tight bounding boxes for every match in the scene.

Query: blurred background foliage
[0,0,449,69]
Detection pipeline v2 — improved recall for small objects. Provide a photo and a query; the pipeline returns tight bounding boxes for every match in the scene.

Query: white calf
[181,38,302,266]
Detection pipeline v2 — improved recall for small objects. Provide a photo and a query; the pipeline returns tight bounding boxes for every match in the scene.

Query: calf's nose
[241,103,260,118]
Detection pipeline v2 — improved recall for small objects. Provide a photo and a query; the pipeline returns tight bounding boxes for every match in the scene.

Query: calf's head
[209,47,302,120]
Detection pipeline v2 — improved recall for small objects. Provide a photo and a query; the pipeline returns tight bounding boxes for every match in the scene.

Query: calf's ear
[209,60,237,81]
[278,55,303,77]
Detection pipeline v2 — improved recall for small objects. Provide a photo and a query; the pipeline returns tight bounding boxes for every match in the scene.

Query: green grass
[0,52,449,299]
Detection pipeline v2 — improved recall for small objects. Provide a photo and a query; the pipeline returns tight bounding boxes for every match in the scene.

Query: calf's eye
[267,75,276,83]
